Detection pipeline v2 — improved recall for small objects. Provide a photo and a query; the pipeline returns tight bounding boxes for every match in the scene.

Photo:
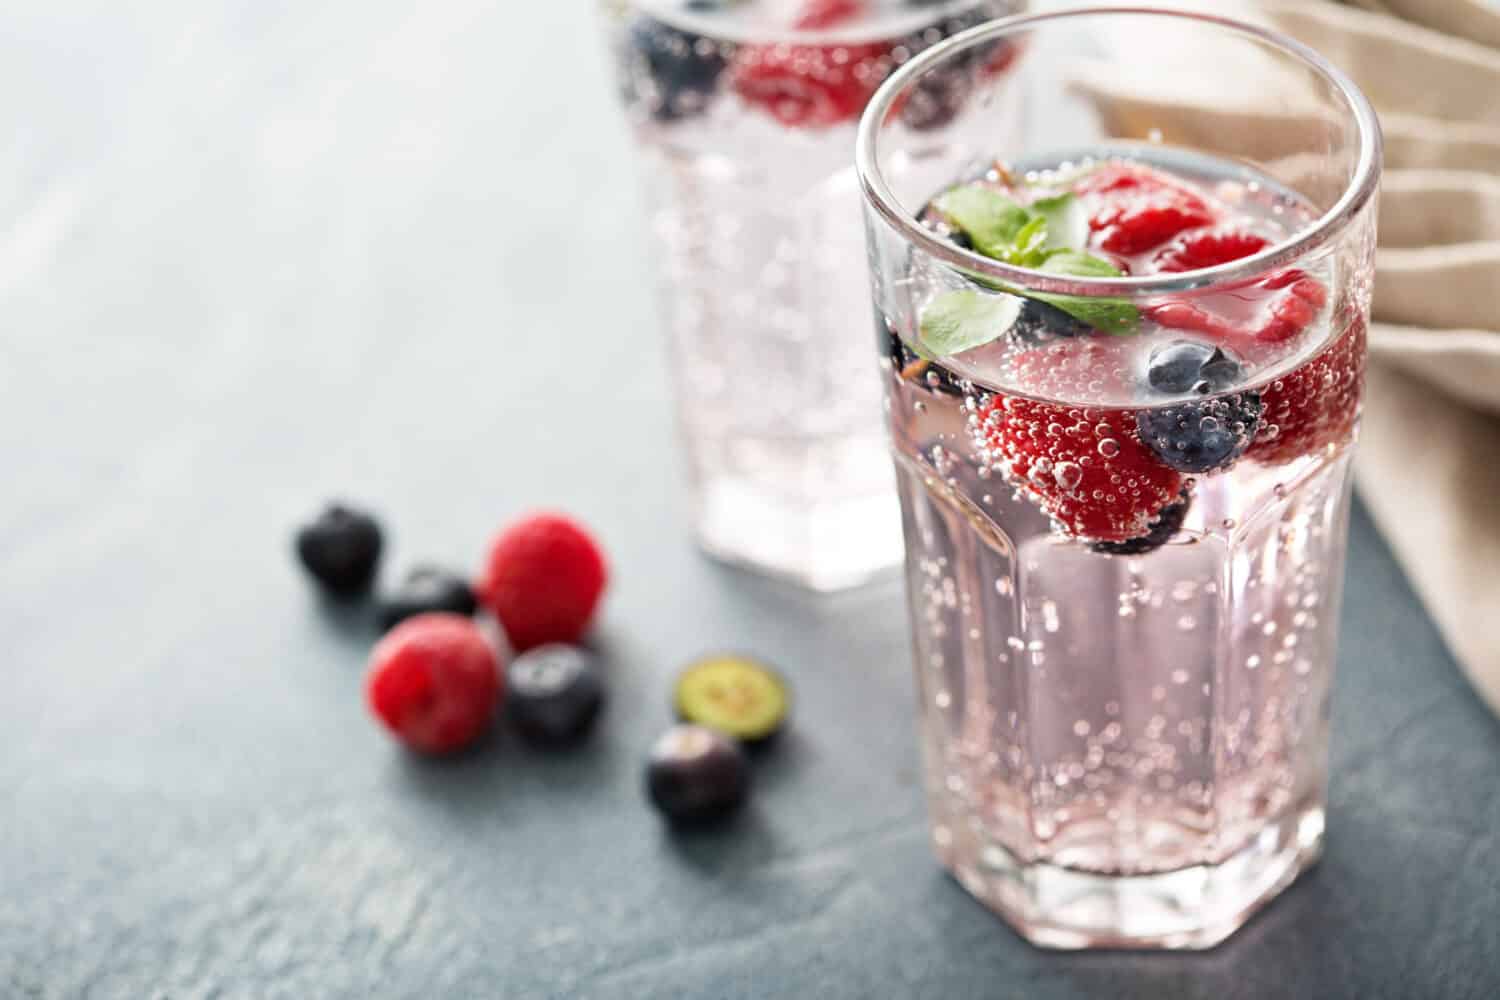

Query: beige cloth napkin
[1055,0,1500,716]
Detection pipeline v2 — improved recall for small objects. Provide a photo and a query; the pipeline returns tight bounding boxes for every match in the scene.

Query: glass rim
[854,6,1384,298]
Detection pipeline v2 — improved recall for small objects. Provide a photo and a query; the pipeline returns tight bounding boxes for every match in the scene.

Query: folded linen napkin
[1050,0,1500,716]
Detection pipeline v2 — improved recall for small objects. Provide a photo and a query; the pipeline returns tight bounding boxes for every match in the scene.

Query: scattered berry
[507,644,605,745]
[1145,340,1244,396]
[674,655,790,742]
[366,613,501,754]
[1137,394,1263,474]
[629,18,726,122]
[1247,316,1365,466]
[1153,228,1269,273]
[729,41,888,128]
[477,512,608,653]
[646,724,751,825]
[1092,490,1191,556]
[378,566,477,632]
[295,503,383,596]
[980,343,1183,543]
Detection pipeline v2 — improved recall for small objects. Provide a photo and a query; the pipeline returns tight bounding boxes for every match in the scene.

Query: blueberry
[507,644,605,745]
[378,566,477,632]
[1146,340,1244,395]
[1092,491,1191,556]
[1137,393,1263,474]
[295,503,382,596]
[628,18,725,122]
[1012,298,1090,345]
[646,724,750,825]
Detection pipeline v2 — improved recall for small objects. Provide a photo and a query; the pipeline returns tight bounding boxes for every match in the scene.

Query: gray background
[2,3,1497,998]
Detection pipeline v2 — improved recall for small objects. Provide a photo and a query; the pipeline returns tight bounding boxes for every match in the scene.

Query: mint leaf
[918,290,1022,357]
[1030,193,1088,253]
[1030,252,1139,335]
[934,186,1030,259]
[1039,250,1124,278]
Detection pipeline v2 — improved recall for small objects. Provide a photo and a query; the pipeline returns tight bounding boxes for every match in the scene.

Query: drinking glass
[857,8,1380,948]
[600,0,1023,590]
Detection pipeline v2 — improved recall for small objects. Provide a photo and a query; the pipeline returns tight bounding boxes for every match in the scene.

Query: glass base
[932,806,1325,950]
[693,476,903,592]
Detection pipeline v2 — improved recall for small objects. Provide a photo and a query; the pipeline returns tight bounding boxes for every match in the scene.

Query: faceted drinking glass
[600,0,1024,590]
[857,8,1380,948]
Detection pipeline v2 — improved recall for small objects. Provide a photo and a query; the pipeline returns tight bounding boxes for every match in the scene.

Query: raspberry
[1147,270,1329,347]
[1255,272,1328,343]
[1153,228,1269,273]
[1246,317,1365,466]
[366,613,501,754]
[476,512,608,653]
[1093,191,1215,256]
[729,41,888,128]
[979,343,1183,542]
[1083,163,1216,256]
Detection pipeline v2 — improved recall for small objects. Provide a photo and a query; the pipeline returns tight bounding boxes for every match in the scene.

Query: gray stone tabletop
[2,3,1496,998]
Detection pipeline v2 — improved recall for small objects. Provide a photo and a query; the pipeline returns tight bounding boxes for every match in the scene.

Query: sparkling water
[603,0,1020,588]
[883,149,1365,945]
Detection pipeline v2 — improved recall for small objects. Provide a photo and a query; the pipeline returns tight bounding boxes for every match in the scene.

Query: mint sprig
[918,183,1141,355]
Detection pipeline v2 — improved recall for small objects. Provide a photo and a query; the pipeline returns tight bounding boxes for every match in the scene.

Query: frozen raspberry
[1153,228,1269,273]
[1247,316,1366,466]
[476,512,609,653]
[979,343,1183,543]
[366,613,501,754]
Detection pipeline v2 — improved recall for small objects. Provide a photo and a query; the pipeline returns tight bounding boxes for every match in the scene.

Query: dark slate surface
[2,3,1496,998]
